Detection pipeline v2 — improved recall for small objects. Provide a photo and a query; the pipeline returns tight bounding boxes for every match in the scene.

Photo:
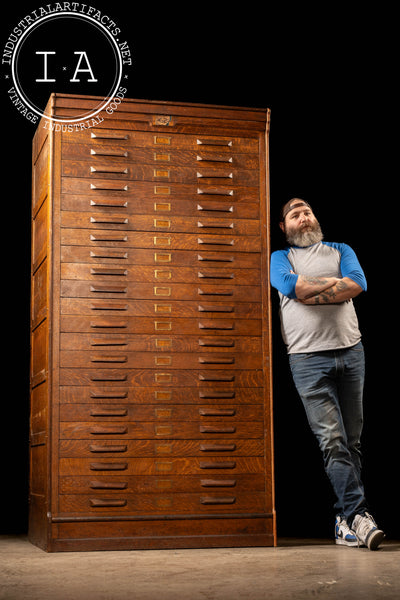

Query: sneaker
[352,512,385,550]
[335,516,359,546]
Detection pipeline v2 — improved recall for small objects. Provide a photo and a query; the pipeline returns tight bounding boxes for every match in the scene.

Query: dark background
[1,2,397,540]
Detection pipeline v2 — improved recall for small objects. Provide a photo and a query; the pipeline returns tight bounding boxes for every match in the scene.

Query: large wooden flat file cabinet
[29,94,275,551]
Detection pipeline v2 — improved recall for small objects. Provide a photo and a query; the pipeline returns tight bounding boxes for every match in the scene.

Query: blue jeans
[288,342,368,526]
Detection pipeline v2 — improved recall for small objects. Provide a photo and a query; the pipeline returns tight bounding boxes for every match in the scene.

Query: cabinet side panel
[29,127,51,550]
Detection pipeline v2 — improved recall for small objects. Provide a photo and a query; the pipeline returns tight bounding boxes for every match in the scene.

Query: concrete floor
[1,536,399,600]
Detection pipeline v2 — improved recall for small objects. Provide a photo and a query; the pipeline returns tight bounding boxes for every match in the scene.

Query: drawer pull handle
[197,188,234,196]
[90,233,127,242]
[90,166,128,174]
[90,284,127,293]
[198,238,234,246]
[200,461,236,469]
[199,391,235,399]
[90,183,128,191]
[90,149,128,157]
[197,203,234,213]
[197,139,233,147]
[198,322,234,331]
[90,355,128,363]
[89,444,127,453]
[199,409,236,417]
[90,267,127,276]
[198,288,233,296]
[90,390,128,399]
[90,374,127,382]
[200,426,236,434]
[90,481,128,489]
[91,132,129,140]
[197,171,233,179]
[199,373,235,382]
[198,357,235,365]
[197,221,234,230]
[90,216,128,225]
[90,199,128,208]
[90,408,128,416]
[90,250,128,259]
[197,254,234,263]
[200,496,236,505]
[198,272,234,280]
[200,443,236,451]
[198,305,234,313]
[198,338,235,347]
[90,498,127,507]
[90,462,128,471]
[90,426,128,435]
[200,479,236,487]
[90,319,128,328]
[90,301,128,310]
[197,155,233,163]
[90,198,128,208]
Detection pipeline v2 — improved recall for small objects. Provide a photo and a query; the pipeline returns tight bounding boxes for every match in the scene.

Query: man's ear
[279,221,285,233]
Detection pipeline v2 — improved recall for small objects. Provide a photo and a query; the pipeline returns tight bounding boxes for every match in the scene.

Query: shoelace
[355,512,377,538]
[339,519,356,538]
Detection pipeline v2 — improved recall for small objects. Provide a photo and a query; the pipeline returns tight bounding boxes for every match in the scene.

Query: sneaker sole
[335,537,359,547]
[366,529,385,551]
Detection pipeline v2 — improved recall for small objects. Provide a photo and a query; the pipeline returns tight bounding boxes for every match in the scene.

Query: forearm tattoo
[302,276,330,286]
[313,279,349,304]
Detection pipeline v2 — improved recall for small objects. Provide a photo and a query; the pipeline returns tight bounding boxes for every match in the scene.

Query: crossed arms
[295,274,363,305]
[270,244,367,304]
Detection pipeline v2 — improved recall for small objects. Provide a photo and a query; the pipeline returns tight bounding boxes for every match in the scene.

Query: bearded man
[270,198,385,550]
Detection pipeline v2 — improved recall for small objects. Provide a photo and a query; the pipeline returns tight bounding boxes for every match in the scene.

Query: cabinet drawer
[60,280,261,301]
[59,368,264,388]
[61,246,261,269]
[61,178,259,203]
[60,333,262,354]
[60,315,262,336]
[61,194,260,220]
[62,129,260,153]
[59,472,265,494]
[61,228,261,252]
[60,211,260,236]
[60,298,261,319]
[62,144,258,169]
[59,350,262,370]
[60,404,263,422]
[60,386,264,405]
[59,490,266,515]
[59,438,264,457]
[60,420,264,440]
[62,162,259,186]
[59,456,266,476]
[61,262,260,284]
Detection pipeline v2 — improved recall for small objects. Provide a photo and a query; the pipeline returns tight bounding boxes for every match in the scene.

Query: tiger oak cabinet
[29,94,276,551]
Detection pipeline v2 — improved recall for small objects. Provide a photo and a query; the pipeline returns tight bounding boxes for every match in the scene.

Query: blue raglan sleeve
[270,249,298,299]
[331,243,367,292]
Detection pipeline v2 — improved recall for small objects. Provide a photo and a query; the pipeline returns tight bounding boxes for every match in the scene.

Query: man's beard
[285,221,324,247]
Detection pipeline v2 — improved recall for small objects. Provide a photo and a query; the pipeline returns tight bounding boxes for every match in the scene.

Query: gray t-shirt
[270,241,367,354]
